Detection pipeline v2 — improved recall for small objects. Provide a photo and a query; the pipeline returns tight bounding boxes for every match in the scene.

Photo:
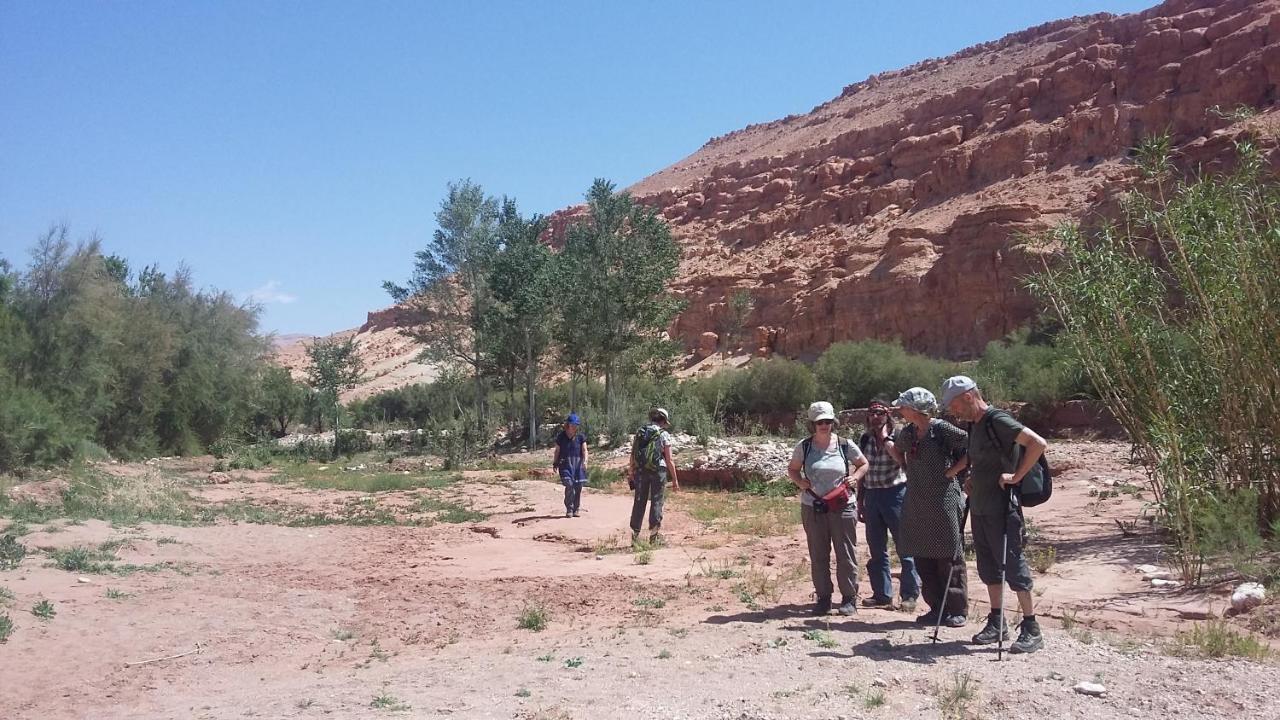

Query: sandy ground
[1,440,1277,720]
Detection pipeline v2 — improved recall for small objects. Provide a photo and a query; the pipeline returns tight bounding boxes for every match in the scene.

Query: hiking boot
[572,510,580,517]
[630,530,641,546]
[915,610,942,626]
[565,510,572,518]
[649,531,663,546]
[837,596,858,616]
[1009,617,1044,654]
[942,614,967,628]
[971,612,1010,644]
[898,597,918,613]
[812,595,832,616]
[861,596,893,608]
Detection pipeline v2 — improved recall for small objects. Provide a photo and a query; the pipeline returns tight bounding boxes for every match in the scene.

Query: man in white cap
[941,375,1049,654]
[788,401,869,616]
[629,407,680,545]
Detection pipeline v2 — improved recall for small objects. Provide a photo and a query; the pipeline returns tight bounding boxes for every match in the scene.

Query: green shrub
[1028,137,1280,582]
[334,429,374,458]
[815,340,956,410]
[972,328,1088,419]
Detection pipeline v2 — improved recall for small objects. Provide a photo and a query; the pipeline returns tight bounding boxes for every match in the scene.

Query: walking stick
[996,488,1012,661]
[932,502,970,644]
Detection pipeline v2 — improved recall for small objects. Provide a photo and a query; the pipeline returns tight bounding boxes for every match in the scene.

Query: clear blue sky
[0,0,1156,336]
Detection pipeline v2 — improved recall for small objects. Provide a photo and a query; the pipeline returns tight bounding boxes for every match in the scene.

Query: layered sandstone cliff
[594,0,1280,358]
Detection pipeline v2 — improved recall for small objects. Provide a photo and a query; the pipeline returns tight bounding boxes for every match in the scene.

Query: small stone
[77,576,92,584]
[1049,671,1065,681]
[1074,681,1107,697]
[1150,578,1181,588]
[871,678,887,688]
[1134,564,1160,575]
[1142,570,1173,581]
[596,555,605,561]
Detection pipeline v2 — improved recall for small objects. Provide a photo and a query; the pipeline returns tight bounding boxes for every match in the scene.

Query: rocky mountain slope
[606,0,1280,359]
[279,0,1280,392]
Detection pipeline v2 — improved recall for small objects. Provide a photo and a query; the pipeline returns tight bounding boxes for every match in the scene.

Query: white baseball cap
[808,401,837,422]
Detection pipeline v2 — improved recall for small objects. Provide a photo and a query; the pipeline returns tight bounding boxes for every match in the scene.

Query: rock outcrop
[556,0,1280,359]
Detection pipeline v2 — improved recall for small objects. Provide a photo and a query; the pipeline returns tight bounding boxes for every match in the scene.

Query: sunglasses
[868,409,888,416]
[814,419,835,426]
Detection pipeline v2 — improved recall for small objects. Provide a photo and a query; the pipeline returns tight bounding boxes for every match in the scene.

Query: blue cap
[565,413,581,425]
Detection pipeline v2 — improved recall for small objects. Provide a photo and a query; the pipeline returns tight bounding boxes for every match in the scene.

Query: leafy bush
[972,328,1089,419]
[815,341,956,410]
[334,429,374,458]
[1028,136,1280,581]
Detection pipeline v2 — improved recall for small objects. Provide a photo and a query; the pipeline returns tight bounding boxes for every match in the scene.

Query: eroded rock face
[555,0,1280,359]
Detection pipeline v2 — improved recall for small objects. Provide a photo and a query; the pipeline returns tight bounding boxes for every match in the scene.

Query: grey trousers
[801,503,859,599]
[630,470,666,533]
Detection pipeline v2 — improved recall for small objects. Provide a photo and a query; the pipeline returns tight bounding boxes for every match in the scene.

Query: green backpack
[633,425,665,472]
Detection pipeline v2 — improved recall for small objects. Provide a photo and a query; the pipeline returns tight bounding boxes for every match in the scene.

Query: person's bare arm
[662,444,679,490]
[552,444,561,470]
[581,442,589,470]
[885,439,905,467]
[788,457,810,491]
[846,454,869,486]
[945,456,969,481]
[1000,427,1048,488]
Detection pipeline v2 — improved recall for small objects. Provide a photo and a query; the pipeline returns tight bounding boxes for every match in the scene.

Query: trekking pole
[996,488,1012,661]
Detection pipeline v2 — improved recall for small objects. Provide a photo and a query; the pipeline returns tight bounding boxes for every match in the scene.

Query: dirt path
[0,441,1275,719]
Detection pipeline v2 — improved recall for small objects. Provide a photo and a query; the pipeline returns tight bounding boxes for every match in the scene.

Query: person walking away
[941,375,1049,654]
[787,401,869,616]
[857,400,920,609]
[552,414,589,517]
[629,408,680,545]
[888,388,970,628]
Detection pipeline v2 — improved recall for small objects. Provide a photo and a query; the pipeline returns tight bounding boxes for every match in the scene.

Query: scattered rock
[1134,564,1160,575]
[1150,578,1181,588]
[1073,681,1107,697]
[77,577,92,584]
[1230,582,1266,613]
[206,472,232,484]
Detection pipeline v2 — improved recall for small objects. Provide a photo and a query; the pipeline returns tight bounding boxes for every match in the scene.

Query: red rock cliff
[552,0,1280,359]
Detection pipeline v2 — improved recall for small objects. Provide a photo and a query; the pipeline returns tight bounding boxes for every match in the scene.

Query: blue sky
[0,0,1156,336]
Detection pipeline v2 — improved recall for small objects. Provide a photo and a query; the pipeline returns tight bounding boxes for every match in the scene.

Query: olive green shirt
[967,408,1024,517]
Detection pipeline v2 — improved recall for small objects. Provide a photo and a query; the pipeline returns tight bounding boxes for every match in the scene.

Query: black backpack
[982,408,1052,507]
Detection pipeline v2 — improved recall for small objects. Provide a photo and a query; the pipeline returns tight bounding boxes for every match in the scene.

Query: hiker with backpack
[857,400,920,610]
[887,388,970,629]
[552,413,589,518]
[628,408,680,545]
[941,375,1049,655]
[787,401,869,616]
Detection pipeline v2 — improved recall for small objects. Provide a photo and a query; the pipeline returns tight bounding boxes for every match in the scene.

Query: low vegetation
[517,602,548,632]
[1172,620,1271,660]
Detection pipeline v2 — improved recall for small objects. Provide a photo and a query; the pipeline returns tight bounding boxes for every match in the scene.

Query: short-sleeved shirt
[858,432,905,489]
[967,408,1025,517]
[634,424,672,471]
[791,434,864,507]
[554,430,588,485]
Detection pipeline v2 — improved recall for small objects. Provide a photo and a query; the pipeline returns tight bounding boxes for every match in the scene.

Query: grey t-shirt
[967,408,1024,517]
[792,435,864,507]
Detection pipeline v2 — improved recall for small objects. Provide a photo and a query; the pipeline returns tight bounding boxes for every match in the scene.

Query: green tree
[716,289,755,357]
[1028,136,1280,581]
[305,337,364,431]
[385,180,501,435]
[258,366,307,437]
[485,201,555,449]
[559,179,683,415]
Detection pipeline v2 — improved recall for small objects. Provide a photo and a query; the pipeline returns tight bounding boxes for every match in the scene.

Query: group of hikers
[550,375,1049,655]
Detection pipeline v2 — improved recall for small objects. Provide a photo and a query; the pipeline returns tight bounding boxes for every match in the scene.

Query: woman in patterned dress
[888,387,970,627]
